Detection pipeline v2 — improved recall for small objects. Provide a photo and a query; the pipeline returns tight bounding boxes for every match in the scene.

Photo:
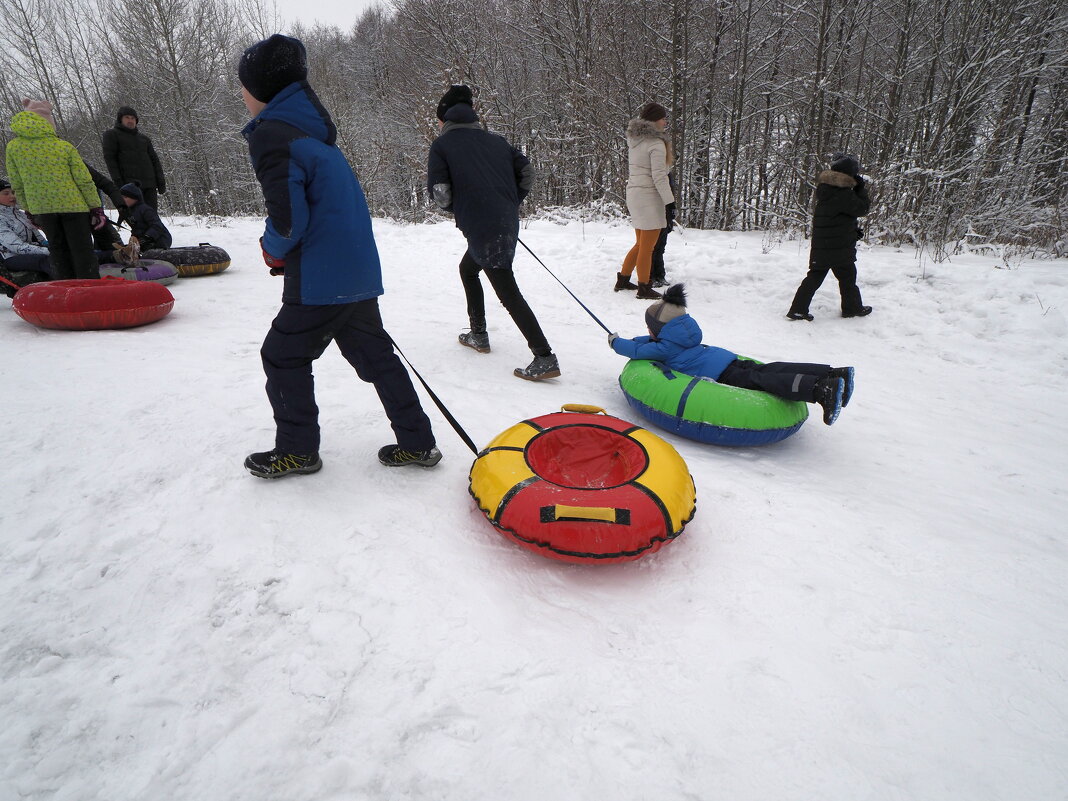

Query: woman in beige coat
[615,102,674,299]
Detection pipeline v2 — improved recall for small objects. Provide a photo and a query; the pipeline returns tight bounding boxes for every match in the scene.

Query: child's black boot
[812,377,845,425]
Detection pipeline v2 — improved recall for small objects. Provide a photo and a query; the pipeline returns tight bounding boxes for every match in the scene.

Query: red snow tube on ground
[469,405,697,564]
[12,278,174,330]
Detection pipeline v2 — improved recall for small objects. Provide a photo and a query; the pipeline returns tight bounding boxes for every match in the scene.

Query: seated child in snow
[0,178,52,297]
[608,284,855,425]
[120,182,171,250]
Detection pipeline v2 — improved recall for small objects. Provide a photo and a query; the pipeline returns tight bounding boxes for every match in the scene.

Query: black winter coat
[808,170,870,267]
[126,200,171,250]
[102,123,166,192]
[427,103,534,269]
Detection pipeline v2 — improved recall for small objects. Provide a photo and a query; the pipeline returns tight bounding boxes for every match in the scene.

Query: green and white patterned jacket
[5,111,98,215]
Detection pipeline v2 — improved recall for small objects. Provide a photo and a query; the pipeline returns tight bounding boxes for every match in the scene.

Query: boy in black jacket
[120,182,171,250]
[427,85,560,381]
[787,153,872,320]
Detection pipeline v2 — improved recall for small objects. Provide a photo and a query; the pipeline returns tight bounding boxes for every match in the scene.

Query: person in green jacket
[5,100,106,280]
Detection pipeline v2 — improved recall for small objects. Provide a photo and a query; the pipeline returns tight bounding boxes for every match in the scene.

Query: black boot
[514,353,561,381]
[786,310,814,321]
[636,282,662,300]
[842,306,873,318]
[459,326,491,352]
[827,367,855,407]
[812,378,845,425]
[614,272,638,292]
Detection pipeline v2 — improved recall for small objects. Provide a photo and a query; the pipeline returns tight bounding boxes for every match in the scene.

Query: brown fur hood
[627,117,670,145]
[818,169,858,188]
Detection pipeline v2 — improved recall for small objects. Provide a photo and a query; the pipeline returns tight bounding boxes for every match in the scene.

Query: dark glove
[260,237,285,275]
[853,175,866,192]
[666,202,677,220]
[90,208,108,230]
[608,332,619,347]
[157,185,166,195]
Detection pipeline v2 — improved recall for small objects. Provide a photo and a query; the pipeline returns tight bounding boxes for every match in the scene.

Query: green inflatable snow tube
[619,358,809,446]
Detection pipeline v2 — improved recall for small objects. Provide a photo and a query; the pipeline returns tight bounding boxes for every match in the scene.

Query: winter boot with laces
[514,353,561,381]
[636,282,663,300]
[377,444,443,467]
[458,326,490,353]
[614,272,638,292]
[827,366,855,407]
[812,377,845,426]
[244,448,323,479]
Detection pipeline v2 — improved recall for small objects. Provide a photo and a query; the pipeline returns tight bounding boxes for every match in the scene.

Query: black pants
[650,227,670,282]
[718,359,832,402]
[459,250,551,356]
[790,263,864,315]
[93,219,123,252]
[1,253,53,276]
[35,213,98,279]
[261,299,435,455]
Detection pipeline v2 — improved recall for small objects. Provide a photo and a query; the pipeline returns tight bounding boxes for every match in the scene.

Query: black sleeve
[101,129,122,184]
[86,163,123,208]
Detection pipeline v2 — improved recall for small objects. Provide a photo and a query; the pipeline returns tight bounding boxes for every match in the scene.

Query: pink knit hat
[21,98,55,129]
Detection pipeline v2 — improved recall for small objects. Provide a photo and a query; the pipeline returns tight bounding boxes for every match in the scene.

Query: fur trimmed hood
[627,117,669,145]
[818,169,857,189]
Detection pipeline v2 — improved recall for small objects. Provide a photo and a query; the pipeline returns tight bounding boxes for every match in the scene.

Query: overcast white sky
[269,0,383,31]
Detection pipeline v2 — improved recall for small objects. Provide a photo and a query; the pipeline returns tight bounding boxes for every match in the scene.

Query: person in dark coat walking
[787,153,872,320]
[102,106,166,209]
[427,85,560,381]
[238,34,439,479]
[120,182,172,250]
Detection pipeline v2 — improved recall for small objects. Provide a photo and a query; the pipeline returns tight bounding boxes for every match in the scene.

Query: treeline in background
[1,0,1065,257]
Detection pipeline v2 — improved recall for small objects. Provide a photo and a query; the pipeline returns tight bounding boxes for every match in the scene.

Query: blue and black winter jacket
[242,81,382,305]
[611,315,737,381]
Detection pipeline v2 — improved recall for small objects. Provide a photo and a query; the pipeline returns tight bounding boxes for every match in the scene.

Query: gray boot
[458,319,490,353]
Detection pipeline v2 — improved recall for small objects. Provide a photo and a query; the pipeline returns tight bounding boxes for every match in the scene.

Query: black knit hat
[116,106,138,126]
[639,102,668,122]
[238,34,308,103]
[120,182,144,202]
[645,284,687,337]
[0,179,10,192]
[830,153,861,176]
[437,85,473,121]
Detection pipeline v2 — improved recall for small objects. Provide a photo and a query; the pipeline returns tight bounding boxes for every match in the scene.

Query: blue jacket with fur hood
[243,81,382,305]
[611,314,737,381]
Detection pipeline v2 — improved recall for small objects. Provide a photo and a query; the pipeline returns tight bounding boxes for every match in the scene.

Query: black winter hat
[645,284,687,337]
[0,179,10,192]
[830,153,861,177]
[437,85,473,121]
[120,181,144,202]
[116,106,138,126]
[639,102,668,122]
[239,34,308,103]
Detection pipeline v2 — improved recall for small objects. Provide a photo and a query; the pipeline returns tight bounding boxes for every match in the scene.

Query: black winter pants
[790,263,864,315]
[261,299,435,455]
[35,213,98,280]
[718,358,832,402]
[459,250,551,357]
[1,253,53,276]
[650,227,670,282]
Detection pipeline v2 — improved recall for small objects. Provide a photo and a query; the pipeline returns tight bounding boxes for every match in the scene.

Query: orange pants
[621,229,661,284]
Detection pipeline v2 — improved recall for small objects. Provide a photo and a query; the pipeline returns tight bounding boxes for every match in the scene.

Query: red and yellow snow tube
[469,405,696,564]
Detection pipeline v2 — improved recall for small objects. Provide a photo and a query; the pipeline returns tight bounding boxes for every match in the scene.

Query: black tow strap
[387,334,479,456]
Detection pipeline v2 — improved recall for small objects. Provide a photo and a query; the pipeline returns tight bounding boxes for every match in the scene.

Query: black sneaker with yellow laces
[377,445,442,468]
[244,449,323,479]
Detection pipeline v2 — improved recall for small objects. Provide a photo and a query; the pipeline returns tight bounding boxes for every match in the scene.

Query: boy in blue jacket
[238,34,439,478]
[610,284,854,425]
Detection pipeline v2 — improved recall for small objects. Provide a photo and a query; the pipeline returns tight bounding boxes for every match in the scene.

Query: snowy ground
[1,216,1066,801]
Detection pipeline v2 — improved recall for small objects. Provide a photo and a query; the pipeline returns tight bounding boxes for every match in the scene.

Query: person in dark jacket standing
[120,182,172,250]
[102,106,166,209]
[238,34,439,479]
[787,153,872,320]
[427,85,560,381]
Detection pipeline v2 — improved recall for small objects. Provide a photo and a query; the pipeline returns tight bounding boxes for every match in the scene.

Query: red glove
[259,237,285,275]
[90,208,108,230]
